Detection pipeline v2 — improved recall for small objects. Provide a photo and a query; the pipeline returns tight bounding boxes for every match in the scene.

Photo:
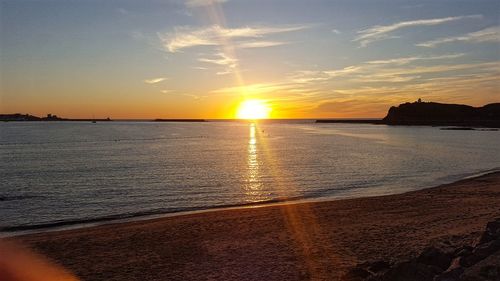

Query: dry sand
[4,172,500,280]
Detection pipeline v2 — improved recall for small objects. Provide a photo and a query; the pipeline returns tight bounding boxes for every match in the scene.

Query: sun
[236,99,271,119]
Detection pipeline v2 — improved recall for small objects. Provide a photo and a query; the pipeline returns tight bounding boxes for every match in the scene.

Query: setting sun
[236,100,272,119]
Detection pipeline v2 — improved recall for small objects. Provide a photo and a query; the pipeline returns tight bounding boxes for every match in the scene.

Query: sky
[1,0,499,119]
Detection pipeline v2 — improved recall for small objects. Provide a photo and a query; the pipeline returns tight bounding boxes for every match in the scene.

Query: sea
[1,121,499,235]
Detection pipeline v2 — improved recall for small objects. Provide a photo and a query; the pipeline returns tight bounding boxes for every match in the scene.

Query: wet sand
[4,172,500,280]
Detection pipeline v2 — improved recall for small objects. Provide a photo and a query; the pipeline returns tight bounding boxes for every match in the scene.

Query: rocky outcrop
[0,113,113,122]
[0,113,44,121]
[0,113,67,121]
[382,102,500,127]
[341,218,500,281]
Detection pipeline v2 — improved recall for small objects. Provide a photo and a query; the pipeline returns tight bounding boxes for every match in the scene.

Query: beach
[4,172,500,280]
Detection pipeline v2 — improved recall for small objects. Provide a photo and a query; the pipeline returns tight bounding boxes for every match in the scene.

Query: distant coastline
[3,101,500,127]
[0,114,210,123]
[0,113,112,122]
[315,119,383,124]
[154,119,206,122]
[317,101,500,128]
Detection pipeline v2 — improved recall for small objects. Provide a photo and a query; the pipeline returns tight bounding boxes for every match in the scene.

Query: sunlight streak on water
[244,123,266,202]
[250,122,339,279]
[0,122,499,231]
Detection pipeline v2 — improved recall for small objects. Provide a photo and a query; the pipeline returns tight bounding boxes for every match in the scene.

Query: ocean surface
[1,121,499,233]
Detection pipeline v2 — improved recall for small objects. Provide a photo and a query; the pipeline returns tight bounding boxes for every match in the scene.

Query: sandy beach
[3,172,500,280]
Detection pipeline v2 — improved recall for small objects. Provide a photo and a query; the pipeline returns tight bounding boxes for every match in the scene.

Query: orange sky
[1,0,499,119]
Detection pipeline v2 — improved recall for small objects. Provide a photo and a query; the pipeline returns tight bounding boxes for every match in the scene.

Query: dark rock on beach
[342,218,500,281]
[379,261,442,281]
[342,266,374,281]
[417,247,452,271]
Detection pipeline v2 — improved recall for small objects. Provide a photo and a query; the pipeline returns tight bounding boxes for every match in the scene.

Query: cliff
[383,102,500,127]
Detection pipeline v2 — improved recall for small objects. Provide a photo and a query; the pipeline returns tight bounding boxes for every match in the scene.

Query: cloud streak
[144,77,167,84]
[237,41,286,48]
[366,53,465,65]
[354,15,482,47]
[211,83,293,95]
[417,26,500,47]
[158,24,309,52]
[198,52,237,66]
[289,56,498,87]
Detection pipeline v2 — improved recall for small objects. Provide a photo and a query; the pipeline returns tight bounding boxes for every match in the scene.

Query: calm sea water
[1,121,499,232]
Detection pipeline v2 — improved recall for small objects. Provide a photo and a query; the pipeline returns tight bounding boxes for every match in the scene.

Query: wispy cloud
[324,66,363,77]
[198,52,239,75]
[335,71,500,101]
[315,99,389,116]
[237,41,286,48]
[211,83,293,95]
[417,26,500,47]
[158,24,309,52]
[354,15,482,47]
[366,53,465,65]
[331,29,341,34]
[144,77,167,84]
[160,89,201,100]
[289,67,361,85]
[351,75,421,83]
[215,70,232,75]
[199,52,238,68]
[185,0,228,8]
[289,70,331,84]
[289,57,498,86]
[376,62,499,76]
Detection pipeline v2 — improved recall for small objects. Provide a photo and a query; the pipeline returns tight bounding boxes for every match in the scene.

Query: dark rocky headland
[383,101,500,128]
[317,101,500,128]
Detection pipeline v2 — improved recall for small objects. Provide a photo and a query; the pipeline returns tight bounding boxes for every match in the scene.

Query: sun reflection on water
[244,123,267,202]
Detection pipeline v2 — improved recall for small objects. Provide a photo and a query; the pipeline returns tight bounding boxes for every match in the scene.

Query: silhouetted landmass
[383,101,500,127]
[70,118,112,122]
[316,119,384,124]
[0,113,112,122]
[0,113,66,121]
[316,101,500,128]
[440,127,498,131]
[154,119,206,122]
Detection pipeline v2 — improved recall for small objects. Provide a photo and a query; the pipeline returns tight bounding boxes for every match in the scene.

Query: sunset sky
[1,0,499,119]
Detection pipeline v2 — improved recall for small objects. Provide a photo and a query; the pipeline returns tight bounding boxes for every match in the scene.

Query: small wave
[2,169,500,237]
[0,195,41,202]
[0,197,306,234]
[0,136,208,146]
[433,167,500,184]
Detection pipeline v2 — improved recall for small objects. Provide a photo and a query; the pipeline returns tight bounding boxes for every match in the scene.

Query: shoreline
[2,168,499,238]
[3,171,500,280]
[3,168,500,238]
